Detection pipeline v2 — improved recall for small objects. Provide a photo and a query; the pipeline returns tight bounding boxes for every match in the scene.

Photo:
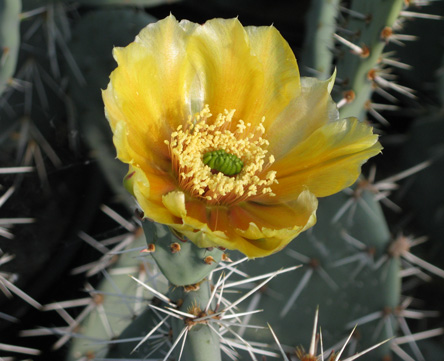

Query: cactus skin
[300,0,340,79]
[336,0,404,120]
[0,0,21,97]
[106,281,221,361]
[144,221,223,287]
[169,279,221,361]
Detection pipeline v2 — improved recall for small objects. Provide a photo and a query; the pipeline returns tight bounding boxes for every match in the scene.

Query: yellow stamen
[166,105,277,205]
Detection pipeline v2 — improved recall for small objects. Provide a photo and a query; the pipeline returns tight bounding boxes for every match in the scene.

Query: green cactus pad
[143,221,223,287]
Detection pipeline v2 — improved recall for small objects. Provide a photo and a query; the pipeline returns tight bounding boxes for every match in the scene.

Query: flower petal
[186,19,300,128]
[230,190,318,257]
[266,75,338,160]
[129,166,177,224]
[267,118,381,202]
[102,15,196,171]
[162,189,317,258]
[186,18,263,123]
[244,25,301,126]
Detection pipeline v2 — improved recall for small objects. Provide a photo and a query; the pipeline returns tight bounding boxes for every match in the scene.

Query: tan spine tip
[141,243,155,253]
[204,255,216,265]
[221,253,232,262]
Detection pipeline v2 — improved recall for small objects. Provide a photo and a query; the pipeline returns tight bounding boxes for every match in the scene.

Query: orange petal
[130,166,178,225]
[160,190,317,258]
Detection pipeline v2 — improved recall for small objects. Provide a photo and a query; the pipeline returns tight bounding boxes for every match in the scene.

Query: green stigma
[203,149,243,176]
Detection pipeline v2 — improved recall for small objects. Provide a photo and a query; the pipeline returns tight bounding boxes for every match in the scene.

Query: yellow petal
[102,15,195,171]
[129,166,177,225]
[268,118,382,201]
[244,25,301,127]
[266,75,338,160]
[186,19,300,128]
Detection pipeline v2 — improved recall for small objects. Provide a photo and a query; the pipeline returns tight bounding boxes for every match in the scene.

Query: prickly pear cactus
[2,1,444,361]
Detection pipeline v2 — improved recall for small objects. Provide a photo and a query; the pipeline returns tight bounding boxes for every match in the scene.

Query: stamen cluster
[165,106,277,205]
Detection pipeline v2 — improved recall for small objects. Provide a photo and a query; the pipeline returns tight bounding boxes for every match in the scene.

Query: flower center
[165,105,277,206]
[203,149,243,176]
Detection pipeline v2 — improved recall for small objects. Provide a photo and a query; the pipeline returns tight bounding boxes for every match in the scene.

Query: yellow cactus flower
[102,15,381,258]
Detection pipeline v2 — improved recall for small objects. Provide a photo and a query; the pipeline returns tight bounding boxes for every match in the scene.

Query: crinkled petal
[229,190,317,257]
[161,189,317,258]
